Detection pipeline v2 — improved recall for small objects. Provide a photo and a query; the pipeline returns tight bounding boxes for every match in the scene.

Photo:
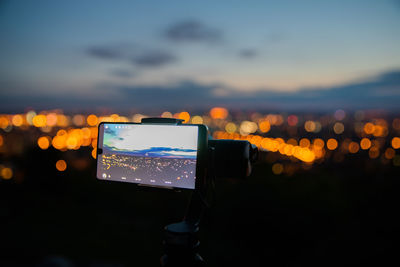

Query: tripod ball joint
[161,221,204,267]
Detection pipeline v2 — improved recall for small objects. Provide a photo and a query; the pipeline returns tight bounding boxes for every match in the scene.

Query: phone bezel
[96,121,208,191]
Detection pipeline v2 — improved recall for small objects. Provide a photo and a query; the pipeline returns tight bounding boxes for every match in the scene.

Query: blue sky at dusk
[102,124,198,157]
[0,0,399,111]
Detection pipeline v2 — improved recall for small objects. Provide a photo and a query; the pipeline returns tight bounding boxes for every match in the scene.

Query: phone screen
[96,123,199,189]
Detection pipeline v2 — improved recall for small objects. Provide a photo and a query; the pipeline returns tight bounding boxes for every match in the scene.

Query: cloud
[132,51,176,67]
[378,70,400,82]
[238,49,257,59]
[2,70,400,112]
[104,127,117,136]
[106,69,400,111]
[165,20,222,43]
[86,46,125,60]
[86,44,177,68]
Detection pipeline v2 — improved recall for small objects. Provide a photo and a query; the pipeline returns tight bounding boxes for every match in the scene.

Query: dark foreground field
[1,147,400,266]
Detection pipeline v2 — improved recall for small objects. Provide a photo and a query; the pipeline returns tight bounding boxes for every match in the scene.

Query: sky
[0,0,399,110]
[103,124,198,153]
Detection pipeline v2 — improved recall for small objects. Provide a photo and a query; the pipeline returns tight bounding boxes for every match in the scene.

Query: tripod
[160,148,215,267]
[137,118,258,266]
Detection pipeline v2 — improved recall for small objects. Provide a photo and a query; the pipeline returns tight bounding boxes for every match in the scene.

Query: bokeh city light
[1,107,399,182]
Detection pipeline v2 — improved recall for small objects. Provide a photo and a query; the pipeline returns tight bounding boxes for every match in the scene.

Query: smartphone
[96,122,208,190]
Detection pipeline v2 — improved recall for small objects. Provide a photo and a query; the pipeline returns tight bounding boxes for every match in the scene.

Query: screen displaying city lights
[97,123,199,189]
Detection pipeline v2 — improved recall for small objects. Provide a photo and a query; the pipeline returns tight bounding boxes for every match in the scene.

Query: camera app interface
[98,124,198,189]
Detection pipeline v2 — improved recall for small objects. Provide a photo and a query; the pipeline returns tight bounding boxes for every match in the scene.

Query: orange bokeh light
[161,111,173,118]
[215,131,315,163]
[326,138,338,150]
[360,138,371,150]
[0,116,9,129]
[333,122,344,134]
[66,136,79,149]
[178,112,190,123]
[392,137,400,149]
[287,138,298,146]
[32,114,47,127]
[304,121,316,132]
[1,167,13,180]
[210,107,228,120]
[372,125,385,137]
[385,148,395,160]
[364,122,375,135]
[313,138,325,149]
[259,121,271,133]
[37,136,50,150]
[46,113,58,127]
[90,127,98,138]
[73,114,85,126]
[56,160,67,171]
[12,115,23,127]
[250,135,263,147]
[52,135,67,150]
[299,138,310,148]
[296,147,315,162]
[284,144,294,156]
[348,142,360,154]
[82,127,91,139]
[56,114,69,127]
[313,147,325,158]
[87,114,98,126]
